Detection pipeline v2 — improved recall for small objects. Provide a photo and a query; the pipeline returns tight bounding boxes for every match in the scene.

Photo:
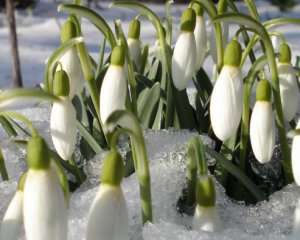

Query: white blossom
[127,38,142,68]
[292,120,300,186]
[250,101,276,164]
[210,65,243,141]
[194,15,207,72]
[193,205,223,232]
[23,168,68,240]
[86,184,129,240]
[0,191,23,240]
[171,32,197,90]
[100,65,127,124]
[278,63,299,122]
[50,97,77,160]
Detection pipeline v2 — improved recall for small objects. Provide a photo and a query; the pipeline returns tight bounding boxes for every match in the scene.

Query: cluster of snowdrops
[1,0,300,239]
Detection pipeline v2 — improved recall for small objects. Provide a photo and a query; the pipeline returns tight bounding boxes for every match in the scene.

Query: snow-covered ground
[1,0,300,239]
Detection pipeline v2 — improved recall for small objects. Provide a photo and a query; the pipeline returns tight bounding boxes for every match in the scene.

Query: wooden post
[6,0,23,87]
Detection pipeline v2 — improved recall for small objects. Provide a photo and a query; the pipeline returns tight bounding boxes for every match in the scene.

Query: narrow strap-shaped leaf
[76,120,102,154]
[146,59,162,82]
[138,82,161,128]
[205,146,266,202]
[58,4,116,48]
[139,44,149,74]
[0,116,17,137]
[72,95,90,129]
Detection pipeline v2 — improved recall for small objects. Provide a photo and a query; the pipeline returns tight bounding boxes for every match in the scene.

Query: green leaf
[0,116,17,137]
[138,82,161,128]
[147,58,162,82]
[264,18,300,31]
[205,146,266,201]
[76,120,102,154]
[139,44,149,74]
[44,36,84,93]
[58,4,116,48]
[72,94,90,129]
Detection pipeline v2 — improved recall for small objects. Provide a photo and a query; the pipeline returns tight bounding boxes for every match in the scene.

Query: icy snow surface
[1,0,300,239]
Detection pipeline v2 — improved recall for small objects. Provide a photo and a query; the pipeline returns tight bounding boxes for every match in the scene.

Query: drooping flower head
[86,150,129,240]
[0,173,27,240]
[193,4,207,72]
[292,119,300,186]
[277,43,299,122]
[210,40,243,141]
[127,19,142,68]
[172,7,197,91]
[59,20,85,99]
[250,79,276,164]
[23,136,68,240]
[193,175,223,232]
[50,70,77,161]
[100,45,127,124]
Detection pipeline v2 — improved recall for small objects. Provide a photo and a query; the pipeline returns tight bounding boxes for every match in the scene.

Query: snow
[1,0,300,239]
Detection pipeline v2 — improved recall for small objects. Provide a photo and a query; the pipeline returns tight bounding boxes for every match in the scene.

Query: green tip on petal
[224,40,242,67]
[129,19,140,39]
[111,45,125,66]
[196,176,216,207]
[256,79,272,102]
[61,20,77,43]
[180,8,196,32]
[101,150,124,186]
[27,136,51,170]
[193,4,204,16]
[17,172,28,192]
[53,70,70,97]
[278,43,292,63]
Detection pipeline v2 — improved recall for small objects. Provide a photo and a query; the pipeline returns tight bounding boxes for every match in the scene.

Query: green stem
[69,156,86,185]
[0,149,9,181]
[245,0,260,20]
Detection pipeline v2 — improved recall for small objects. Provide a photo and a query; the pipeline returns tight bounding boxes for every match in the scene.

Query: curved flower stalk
[292,119,300,186]
[193,4,207,72]
[100,45,127,124]
[23,137,68,240]
[58,20,85,99]
[250,79,276,164]
[277,43,299,122]
[86,150,129,240]
[210,40,243,141]
[0,173,27,240]
[50,70,77,161]
[127,19,142,68]
[193,175,223,232]
[171,8,197,91]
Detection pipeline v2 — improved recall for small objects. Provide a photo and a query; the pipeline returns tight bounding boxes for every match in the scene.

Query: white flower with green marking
[194,14,207,72]
[210,40,243,141]
[250,79,275,164]
[100,45,127,124]
[172,8,197,91]
[127,19,142,68]
[292,120,300,186]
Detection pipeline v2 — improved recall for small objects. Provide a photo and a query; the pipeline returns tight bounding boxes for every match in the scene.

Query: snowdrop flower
[100,45,127,124]
[50,70,77,160]
[277,43,299,122]
[193,4,207,72]
[292,119,300,186]
[171,8,197,90]
[23,136,68,240]
[210,40,243,141]
[127,19,142,68]
[250,79,276,164]
[0,173,27,240]
[86,150,129,240]
[193,175,223,232]
[58,20,85,99]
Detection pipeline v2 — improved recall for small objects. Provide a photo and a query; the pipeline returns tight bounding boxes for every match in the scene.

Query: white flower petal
[193,205,223,232]
[278,63,299,122]
[194,16,207,71]
[50,98,77,160]
[100,65,127,124]
[210,65,243,141]
[59,47,85,99]
[23,169,68,240]
[172,32,197,90]
[0,191,23,240]
[250,101,276,164]
[127,38,142,68]
[292,120,300,186]
[86,185,129,240]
